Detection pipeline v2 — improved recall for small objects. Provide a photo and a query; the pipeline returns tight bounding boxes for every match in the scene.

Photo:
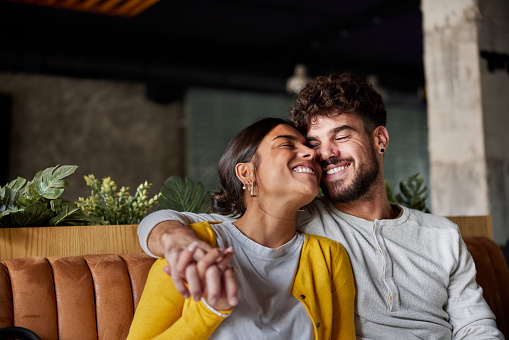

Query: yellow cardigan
[128,221,356,340]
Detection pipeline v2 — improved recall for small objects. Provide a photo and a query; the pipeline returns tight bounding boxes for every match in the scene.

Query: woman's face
[252,124,322,204]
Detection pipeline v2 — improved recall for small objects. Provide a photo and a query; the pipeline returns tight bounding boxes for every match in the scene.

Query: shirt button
[300,295,305,299]
[316,323,320,328]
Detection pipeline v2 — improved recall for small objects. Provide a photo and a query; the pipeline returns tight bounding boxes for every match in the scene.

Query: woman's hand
[164,241,238,309]
[200,246,238,310]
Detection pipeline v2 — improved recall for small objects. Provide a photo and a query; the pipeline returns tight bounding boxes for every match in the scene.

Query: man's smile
[325,164,350,175]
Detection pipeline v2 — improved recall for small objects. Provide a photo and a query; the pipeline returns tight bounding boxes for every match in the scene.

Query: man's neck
[333,196,398,221]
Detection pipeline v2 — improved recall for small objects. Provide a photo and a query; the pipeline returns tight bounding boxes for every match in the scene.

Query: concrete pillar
[422,0,509,244]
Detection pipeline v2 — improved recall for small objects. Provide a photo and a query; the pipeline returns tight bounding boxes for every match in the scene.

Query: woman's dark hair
[211,117,297,217]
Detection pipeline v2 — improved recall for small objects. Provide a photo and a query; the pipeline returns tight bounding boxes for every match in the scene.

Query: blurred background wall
[0,0,507,246]
[0,73,184,200]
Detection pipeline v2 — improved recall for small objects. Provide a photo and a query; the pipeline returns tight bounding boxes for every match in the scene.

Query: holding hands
[159,225,238,310]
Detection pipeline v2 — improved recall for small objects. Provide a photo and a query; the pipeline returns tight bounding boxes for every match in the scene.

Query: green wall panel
[187,87,294,191]
[187,88,430,210]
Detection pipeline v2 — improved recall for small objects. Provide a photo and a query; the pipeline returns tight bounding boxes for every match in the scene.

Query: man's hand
[168,242,238,310]
[148,220,238,307]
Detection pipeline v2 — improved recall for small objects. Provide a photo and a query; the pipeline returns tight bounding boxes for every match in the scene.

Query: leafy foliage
[386,173,430,213]
[0,165,92,227]
[158,176,211,213]
[76,175,160,225]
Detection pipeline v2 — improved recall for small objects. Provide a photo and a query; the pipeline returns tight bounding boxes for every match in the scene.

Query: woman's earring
[250,181,255,197]
[242,183,246,190]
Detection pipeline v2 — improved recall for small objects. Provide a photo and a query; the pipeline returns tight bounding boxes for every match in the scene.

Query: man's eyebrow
[307,125,355,141]
[330,125,355,134]
[272,135,298,141]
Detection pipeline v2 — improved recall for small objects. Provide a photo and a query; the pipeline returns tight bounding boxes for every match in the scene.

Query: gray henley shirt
[138,198,503,339]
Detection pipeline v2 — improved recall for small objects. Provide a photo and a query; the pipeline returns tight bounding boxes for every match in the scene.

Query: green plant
[158,176,211,213]
[386,173,430,213]
[76,175,160,225]
[0,165,92,227]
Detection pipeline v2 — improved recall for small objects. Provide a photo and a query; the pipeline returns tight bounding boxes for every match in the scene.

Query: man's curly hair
[289,73,387,134]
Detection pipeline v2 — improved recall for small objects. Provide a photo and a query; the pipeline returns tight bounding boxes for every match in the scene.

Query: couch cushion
[464,236,509,338]
[0,253,155,340]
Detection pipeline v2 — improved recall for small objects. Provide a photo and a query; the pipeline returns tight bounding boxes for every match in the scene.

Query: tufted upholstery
[0,253,155,340]
[0,238,508,339]
[464,237,509,338]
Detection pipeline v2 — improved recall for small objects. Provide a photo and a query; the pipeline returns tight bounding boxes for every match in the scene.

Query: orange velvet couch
[0,238,508,339]
[0,253,155,339]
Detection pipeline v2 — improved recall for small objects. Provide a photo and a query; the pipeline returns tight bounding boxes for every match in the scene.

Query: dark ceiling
[0,0,424,98]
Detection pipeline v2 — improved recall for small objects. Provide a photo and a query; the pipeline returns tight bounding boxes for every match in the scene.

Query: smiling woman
[127,118,356,340]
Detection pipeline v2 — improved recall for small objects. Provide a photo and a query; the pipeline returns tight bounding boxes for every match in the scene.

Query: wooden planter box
[0,216,493,260]
[0,224,143,259]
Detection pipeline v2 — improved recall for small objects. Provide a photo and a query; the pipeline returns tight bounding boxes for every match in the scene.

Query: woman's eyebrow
[272,135,298,141]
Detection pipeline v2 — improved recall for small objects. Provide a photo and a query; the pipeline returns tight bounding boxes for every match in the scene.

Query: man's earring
[381,148,385,153]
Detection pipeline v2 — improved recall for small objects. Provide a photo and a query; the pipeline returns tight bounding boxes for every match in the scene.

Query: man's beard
[320,147,381,204]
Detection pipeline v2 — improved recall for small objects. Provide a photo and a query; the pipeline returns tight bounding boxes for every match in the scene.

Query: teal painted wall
[187,87,430,209]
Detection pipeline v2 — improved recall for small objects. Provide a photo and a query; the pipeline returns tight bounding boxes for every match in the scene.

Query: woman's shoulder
[301,233,348,256]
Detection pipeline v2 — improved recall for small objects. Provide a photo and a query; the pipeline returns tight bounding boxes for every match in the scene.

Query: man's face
[306,113,381,203]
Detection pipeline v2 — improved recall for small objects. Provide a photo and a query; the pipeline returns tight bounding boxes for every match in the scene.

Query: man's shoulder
[404,207,460,233]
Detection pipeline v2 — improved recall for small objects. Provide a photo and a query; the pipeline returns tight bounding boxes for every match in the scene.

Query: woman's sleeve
[127,258,231,339]
[331,244,356,340]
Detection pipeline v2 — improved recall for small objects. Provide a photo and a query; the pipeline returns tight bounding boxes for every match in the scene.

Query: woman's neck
[233,201,298,248]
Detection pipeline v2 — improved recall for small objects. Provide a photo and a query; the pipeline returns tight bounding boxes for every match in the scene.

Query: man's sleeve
[137,209,234,257]
[446,235,504,339]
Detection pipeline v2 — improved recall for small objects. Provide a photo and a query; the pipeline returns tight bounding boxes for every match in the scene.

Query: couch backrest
[464,236,509,338]
[0,253,155,340]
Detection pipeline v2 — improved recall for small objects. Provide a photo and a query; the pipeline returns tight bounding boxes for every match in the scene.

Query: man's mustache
[319,157,354,169]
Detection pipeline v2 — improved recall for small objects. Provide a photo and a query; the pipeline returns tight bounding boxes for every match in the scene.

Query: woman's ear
[374,126,389,154]
[235,162,254,185]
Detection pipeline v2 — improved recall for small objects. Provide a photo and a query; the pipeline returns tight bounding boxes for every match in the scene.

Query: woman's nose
[300,146,317,161]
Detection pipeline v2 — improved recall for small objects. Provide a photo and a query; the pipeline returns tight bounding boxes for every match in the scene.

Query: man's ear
[374,126,389,154]
[235,162,254,185]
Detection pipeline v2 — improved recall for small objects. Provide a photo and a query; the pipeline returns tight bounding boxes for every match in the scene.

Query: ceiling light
[286,64,311,95]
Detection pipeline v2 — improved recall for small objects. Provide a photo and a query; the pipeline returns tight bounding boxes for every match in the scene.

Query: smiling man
[137,73,503,339]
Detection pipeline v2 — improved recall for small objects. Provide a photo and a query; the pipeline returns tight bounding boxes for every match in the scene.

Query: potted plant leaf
[0,165,91,227]
[157,176,211,213]
[0,166,159,259]
[76,174,160,225]
[385,173,431,213]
